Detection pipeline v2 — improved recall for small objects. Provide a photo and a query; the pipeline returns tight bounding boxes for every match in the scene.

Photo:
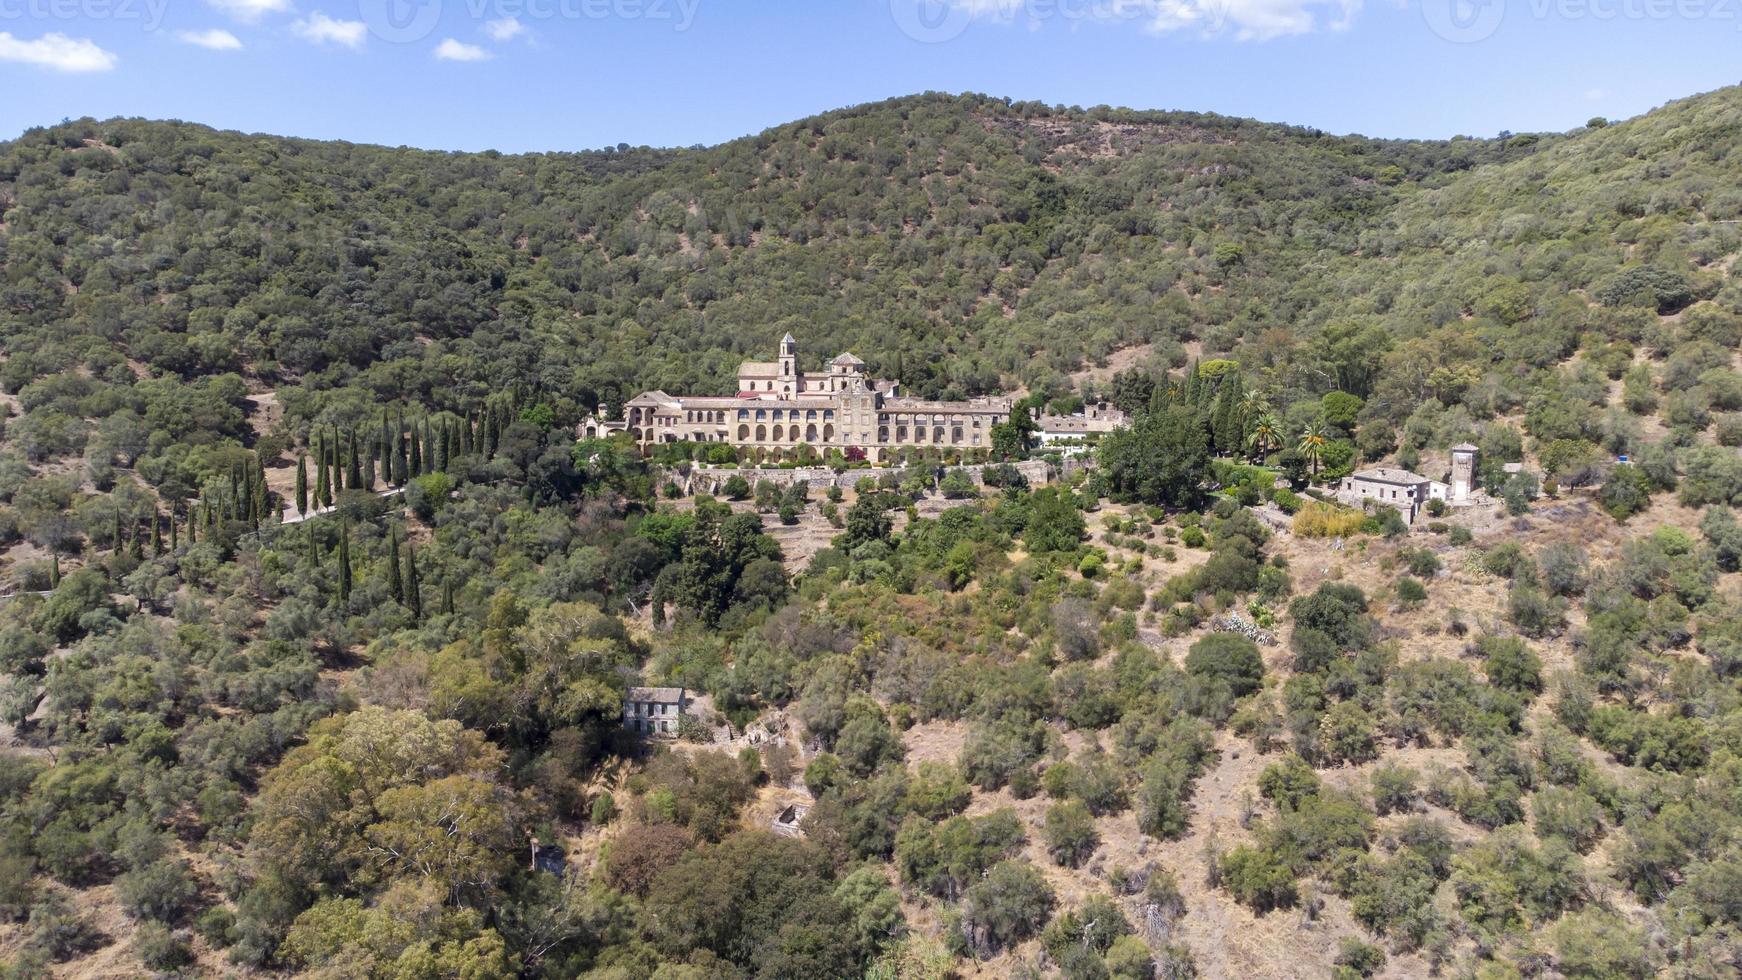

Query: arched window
[737,424,749,440]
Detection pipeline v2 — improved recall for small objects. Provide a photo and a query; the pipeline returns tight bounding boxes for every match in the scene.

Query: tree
[1042,801,1098,868]
[387,529,404,604]
[295,453,308,515]
[1185,633,1265,698]
[1297,422,1329,477]
[1024,488,1085,553]
[990,408,1036,460]
[1248,411,1283,462]
[1100,405,1209,508]
[840,494,894,552]
[405,542,422,620]
[246,707,512,900]
[1221,845,1296,911]
[960,861,1054,957]
[337,522,353,601]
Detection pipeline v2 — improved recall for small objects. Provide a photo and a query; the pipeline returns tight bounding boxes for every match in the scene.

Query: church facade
[585,335,1057,461]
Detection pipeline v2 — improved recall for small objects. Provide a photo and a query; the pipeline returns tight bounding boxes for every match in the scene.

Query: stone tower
[778,333,798,381]
[1450,443,1479,500]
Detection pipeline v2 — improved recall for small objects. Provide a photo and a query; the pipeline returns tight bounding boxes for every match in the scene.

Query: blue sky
[2,0,1738,151]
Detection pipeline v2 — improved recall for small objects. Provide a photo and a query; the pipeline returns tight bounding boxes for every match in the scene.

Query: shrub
[1257,755,1321,811]
[1221,845,1296,911]
[1042,801,1099,868]
[590,792,617,825]
[1184,633,1265,698]
[1293,501,1364,538]
[1395,577,1427,609]
[116,858,197,923]
[1369,764,1419,815]
[1478,635,1542,695]
[959,861,1055,956]
[136,922,194,972]
[1334,936,1386,977]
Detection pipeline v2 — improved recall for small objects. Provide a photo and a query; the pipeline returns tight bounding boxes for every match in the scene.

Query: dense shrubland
[2,86,1742,976]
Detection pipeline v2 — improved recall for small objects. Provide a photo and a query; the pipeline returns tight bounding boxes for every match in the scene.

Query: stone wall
[672,459,1060,496]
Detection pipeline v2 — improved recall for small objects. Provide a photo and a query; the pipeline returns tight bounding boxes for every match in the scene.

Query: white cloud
[208,0,292,23]
[484,17,525,41]
[293,12,367,49]
[435,37,490,61]
[949,0,1360,41]
[0,32,117,72]
[177,28,244,50]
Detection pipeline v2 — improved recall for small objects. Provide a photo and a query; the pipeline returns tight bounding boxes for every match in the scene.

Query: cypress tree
[440,578,455,616]
[49,554,60,589]
[405,543,421,620]
[394,415,409,486]
[347,431,363,490]
[113,509,123,553]
[187,508,197,545]
[408,425,422,479]
[152,512,163,555]
[295,454,309,515]
[337,523,353,602]
[379,415,394,483]
[129,520,144,560]
[315,438,331,508]
[169,508,178,551]
[250,465,267,527]
[420,420,435,475]
[387,529,404,604]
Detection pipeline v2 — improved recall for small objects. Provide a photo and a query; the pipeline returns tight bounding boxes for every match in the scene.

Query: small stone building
[624,686,688,737]
[1339,467,1448,521]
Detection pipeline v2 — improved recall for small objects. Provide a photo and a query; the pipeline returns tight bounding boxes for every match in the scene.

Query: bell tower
[778,333,798,381]
[1450,443,1479,500]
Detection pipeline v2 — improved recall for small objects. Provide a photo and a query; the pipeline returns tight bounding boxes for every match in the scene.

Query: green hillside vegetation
[0,88,1740,977]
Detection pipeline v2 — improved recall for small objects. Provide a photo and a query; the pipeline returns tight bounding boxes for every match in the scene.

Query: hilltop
[5,88,1735,419]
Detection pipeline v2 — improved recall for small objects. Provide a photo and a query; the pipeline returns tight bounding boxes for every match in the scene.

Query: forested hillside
[1,88,1741,979]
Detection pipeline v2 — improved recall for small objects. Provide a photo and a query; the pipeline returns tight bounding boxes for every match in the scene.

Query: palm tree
[1298,423,1329,477]
[1248,412,1282,462]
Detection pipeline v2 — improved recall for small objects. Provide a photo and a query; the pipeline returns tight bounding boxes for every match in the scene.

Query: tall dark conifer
[347,431,363,490]
[315,438,332,508]
[337,522,353,602]
[295,453,309,515]
[387,529,404,603]
[405,543,421,620]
